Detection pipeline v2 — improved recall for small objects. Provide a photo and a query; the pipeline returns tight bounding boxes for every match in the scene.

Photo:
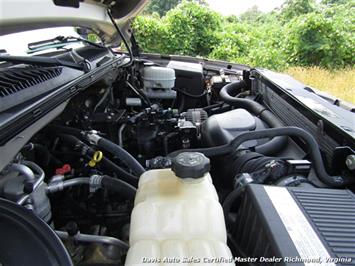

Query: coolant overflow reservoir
[125,152,233,265]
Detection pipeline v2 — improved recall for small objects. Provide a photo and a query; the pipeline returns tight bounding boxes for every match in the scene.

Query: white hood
[0,0,148,45]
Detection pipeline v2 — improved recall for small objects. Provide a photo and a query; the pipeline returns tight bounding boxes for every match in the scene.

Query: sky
[206,0,286,15]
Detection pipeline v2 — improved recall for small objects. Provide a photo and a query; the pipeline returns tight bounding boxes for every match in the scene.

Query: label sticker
[264,186,336,266]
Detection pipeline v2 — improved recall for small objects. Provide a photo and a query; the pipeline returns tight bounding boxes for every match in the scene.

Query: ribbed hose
[170,127,354,188]
[97,137,145,176]
[219,80,287,155]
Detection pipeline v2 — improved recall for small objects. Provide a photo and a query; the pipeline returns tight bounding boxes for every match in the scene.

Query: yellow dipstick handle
[88,151,103,167]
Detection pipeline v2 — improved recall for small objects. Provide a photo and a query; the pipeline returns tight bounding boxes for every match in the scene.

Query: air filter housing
[232,184,355,265]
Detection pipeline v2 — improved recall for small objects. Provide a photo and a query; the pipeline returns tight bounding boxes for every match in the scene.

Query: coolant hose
[61,177,90,188]
[95,137,146,176]
[58,134,139,186]
[101,176,136,200]
[101,157,139,187]
[48,125,83,138]
[219,80,287,155]
[48,176,136,201]
[55,230,129,251]
[219,80,264,113]
[222,186,244,227]
[170,127,354,188]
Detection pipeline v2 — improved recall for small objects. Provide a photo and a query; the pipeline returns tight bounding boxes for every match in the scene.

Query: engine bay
[0,45,354,265]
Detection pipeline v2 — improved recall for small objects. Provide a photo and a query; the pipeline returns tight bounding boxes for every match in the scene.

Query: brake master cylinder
[125,152,233,265]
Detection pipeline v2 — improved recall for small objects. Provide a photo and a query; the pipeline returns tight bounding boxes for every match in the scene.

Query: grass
[285,67,355,104]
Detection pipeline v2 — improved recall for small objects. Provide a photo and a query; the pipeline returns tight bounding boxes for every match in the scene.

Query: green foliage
[239,6,266,24]
[280,0,316,20]
[132,15,168,53]
[285,13,335,66]
[144,0,181,17]
[135,1,222,56]
[163,1,222,56]
[132,0,354,70]
[209,22,250,62]
[87,33,99,43]
[284,1,355,67]
[321,0,351,5]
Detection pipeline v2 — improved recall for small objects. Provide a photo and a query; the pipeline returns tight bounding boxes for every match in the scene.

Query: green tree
[133,0,354,70]
[281,0,316,20]
[239,5,265,24]
[163,1,222,56]
[284,10,354,67]
[132,15,168,53]
[321,0,351,5]
[225,15,240,24]
[145,0,181,17]
[209,22,251,62]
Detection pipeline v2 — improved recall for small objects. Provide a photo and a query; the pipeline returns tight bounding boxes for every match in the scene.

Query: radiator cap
[172,152,210,179]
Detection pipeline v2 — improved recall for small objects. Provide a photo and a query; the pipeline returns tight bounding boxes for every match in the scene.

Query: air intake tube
[169,127,354,188]
[219,80,287,155]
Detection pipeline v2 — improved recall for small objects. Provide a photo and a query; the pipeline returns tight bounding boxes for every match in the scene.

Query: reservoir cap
[172,152,210,179]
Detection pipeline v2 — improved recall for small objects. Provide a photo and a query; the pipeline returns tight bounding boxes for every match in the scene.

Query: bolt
[23,182,34,194]
[345,154,355,170]
[66,221,79,236]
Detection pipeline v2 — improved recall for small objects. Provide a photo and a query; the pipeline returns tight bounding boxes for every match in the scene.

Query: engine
[0,58,354,266]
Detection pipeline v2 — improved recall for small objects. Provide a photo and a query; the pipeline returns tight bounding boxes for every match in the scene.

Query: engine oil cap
[172,152,210,179]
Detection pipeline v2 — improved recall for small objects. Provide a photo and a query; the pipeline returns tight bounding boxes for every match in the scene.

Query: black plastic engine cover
[202,108,266,147]
[167,61,206,111]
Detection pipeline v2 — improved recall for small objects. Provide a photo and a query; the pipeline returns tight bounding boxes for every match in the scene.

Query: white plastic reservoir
[142,66,176,99]
[143,66,175,90]
[125,153,233,265]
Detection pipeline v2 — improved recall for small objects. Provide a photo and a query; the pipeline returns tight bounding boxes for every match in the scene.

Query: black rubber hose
[170,127,354,188]
[21,143,63,166]
[202,102,224,111]
[49,176,136,201]
[169,143,230,158]
[47,125,84,138]
[101,176,136,201]
[126,80,151,107]
[219,80,264,113]
[256,110,286,154]
[219,80,287,155]
[58,134,139,186]
[100,157,138,187]
[174,87,208,98]
[222,186,244,227]
[96,137,145,176]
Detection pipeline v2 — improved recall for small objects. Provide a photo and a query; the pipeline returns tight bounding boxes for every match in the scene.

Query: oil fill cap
[172,152,210,179]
